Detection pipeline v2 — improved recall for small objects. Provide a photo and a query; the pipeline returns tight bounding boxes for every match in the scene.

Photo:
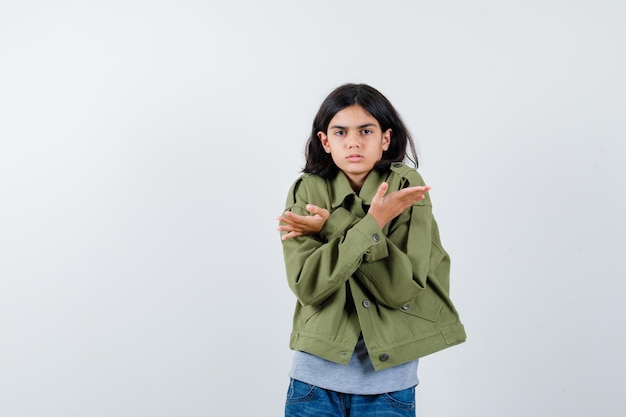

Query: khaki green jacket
[281,163,466,371]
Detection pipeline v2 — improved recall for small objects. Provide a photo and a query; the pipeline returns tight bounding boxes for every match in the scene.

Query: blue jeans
[284,378,416,417]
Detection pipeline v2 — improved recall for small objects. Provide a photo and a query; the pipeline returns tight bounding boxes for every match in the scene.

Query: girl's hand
[277,204,330,241]
[368,182,431,228]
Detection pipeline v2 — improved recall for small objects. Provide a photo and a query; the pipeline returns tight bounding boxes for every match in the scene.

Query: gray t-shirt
[289,335,419,395]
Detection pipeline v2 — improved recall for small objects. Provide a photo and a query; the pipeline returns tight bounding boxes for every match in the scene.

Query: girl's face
[318,104,391,191]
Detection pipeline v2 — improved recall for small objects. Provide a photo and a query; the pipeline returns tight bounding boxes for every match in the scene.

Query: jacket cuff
[354,214,389,262]
[320,207,357,241]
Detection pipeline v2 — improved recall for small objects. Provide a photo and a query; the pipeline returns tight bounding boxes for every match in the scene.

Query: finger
[281,212,311,226]
[306,204,330,219]
[372,182,389,204]
[401,185,431,194]
[278,220,306,231]
[305,204,326,217]
[397,185,431,200]
[278,215,320,231]
[305,204,319,214]
[277,224,296,232]
[277,215,299,226]
[281,231,303,241]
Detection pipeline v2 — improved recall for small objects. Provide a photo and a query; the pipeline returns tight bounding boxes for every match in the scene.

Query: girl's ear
[382,129,392,151]
[318,131,331,153]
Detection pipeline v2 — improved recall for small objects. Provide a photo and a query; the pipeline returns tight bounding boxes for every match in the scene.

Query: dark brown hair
[303,83,418,178]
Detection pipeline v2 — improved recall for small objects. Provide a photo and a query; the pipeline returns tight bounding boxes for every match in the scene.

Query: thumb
[306,204,321,215]
[372,182,389,204]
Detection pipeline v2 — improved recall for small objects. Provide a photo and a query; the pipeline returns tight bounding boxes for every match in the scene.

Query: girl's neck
[346,173,368,193]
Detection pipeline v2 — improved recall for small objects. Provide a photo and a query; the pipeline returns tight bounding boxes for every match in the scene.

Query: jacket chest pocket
[399,290,443,322]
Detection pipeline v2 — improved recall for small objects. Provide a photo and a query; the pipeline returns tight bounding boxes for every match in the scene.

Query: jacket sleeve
[281,177,387,307]
[353,170,450,309]
[354,205,448,309]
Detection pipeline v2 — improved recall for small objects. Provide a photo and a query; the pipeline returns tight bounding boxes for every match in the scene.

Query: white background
[1,1,625,416]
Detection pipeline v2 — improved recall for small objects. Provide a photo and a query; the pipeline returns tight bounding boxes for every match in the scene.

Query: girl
[277,83,465,417]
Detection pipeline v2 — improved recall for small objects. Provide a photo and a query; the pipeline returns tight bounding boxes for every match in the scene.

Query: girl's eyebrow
[329,123,377,130]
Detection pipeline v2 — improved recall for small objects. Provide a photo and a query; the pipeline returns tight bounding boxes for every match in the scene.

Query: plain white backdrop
[1,1,625,416]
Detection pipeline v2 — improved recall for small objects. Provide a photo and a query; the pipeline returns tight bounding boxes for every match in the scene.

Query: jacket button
[393,163,403,168]
[362,300,371,308]
[372,234,380,242]
[402,304,410,310]
[379,353,389,361]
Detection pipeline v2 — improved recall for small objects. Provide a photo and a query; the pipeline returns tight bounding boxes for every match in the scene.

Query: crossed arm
[277,182,431,239]
[278,180,435,307]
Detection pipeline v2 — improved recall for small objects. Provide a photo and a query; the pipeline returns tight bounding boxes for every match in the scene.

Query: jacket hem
[290,322,466,371]
[290,331,356,366]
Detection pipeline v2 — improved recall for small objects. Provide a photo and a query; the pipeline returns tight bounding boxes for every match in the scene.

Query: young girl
[277,83,466,417]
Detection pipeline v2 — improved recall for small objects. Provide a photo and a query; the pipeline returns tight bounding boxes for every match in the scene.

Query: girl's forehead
[329,105,379,127]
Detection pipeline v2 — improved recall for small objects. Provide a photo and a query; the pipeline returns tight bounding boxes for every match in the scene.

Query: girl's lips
[347,155,363,162]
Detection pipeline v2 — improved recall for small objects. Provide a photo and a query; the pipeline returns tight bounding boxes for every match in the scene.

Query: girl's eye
[362,129,373,135]
[335,130,346,136]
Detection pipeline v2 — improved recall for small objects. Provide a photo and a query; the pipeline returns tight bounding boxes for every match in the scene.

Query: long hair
[303,83,418,178]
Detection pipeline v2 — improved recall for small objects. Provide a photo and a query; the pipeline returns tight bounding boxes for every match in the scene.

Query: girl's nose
[347,132,360,148]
